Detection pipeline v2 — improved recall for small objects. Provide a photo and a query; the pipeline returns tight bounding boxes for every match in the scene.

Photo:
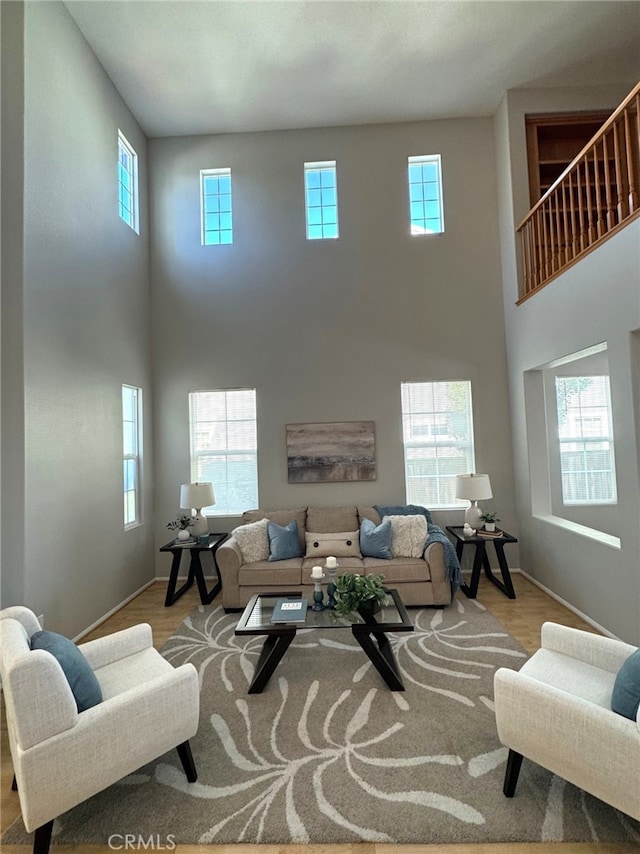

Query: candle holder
[311,572,325,610]
[325,559,338,609]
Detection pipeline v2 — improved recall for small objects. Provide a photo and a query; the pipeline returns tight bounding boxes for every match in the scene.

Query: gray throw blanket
[374,504,462,593]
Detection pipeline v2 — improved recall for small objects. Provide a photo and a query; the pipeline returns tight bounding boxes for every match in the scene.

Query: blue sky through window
[408,155,443,235]
[201,169,233,245]
[305,161,338,239]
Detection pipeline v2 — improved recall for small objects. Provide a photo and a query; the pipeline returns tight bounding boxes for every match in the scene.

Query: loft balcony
[517,81,640,304]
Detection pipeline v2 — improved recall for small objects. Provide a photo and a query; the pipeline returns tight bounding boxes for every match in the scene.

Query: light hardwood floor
[2,575,636,854]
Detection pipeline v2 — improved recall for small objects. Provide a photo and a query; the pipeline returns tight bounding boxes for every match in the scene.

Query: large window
[408,154,444,235]
[304,161,339,239]
[189,389,258,515]
[401,381,475,507]
[555,375,617,504]
[200,168,233,245]
[118,131,139,233]
[122,385,142,527]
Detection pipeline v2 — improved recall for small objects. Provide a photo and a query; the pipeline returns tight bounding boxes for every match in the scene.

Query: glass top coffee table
[235,588,413,694]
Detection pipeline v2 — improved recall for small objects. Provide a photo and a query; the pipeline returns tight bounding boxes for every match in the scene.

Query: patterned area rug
[4,598,640,846]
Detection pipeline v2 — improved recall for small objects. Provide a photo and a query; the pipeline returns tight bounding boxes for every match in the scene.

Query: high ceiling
[64,1,640,138]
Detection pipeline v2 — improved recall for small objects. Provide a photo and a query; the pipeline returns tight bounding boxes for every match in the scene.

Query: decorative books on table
[270,597,308,624]
[477,528,504,538]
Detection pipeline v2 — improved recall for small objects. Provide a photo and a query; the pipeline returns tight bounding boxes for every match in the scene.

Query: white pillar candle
[311,565,323,580]
[325,556,337,569]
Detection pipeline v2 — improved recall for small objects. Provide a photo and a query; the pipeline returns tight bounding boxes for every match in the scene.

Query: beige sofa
[216,505,453,611]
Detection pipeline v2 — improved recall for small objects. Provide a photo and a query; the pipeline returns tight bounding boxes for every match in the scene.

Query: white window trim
[401,380,476,509]
[200,167,233,246]
[123,384,143,529]
[189,388,259,516]
[408,154,444,236]
[304,160,339,240]
[118,130,139,234]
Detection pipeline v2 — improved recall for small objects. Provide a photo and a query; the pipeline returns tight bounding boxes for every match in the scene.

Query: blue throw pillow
[374,503,433,525]
[360,517,392,559]
[611,647,640,720]
[30,629,102,712]
[268,520,303,561]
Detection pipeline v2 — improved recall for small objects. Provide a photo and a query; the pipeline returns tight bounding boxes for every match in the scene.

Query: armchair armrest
[540,622,636,674]
[16,662,200,832]
[494,667,640,820]
[79,623,153,670]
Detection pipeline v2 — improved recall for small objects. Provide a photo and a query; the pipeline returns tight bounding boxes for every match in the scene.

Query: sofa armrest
[217,537,244,607]
[540,622,636,674]
[79,624,153,670]
[423,540,447,584]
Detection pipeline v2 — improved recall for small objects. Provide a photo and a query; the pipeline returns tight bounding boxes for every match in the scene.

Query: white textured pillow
[386,514,429,558]
[233,518,269,563]
[305,531,361,558]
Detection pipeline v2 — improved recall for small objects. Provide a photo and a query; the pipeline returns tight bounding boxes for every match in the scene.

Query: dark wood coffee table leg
[352,627,405,691]
[248,631,296,694]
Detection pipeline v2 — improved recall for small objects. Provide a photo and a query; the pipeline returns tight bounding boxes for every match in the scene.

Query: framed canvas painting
[286,421,376,483]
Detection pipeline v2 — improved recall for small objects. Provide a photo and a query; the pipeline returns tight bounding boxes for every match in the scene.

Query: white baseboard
[73,578,157,642]
[518,568,619,640]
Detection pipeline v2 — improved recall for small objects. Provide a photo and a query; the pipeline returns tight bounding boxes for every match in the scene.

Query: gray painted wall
[1,1,26,606]
[6,1,154,637]
[149,119,517,574]
[495,85,640,644]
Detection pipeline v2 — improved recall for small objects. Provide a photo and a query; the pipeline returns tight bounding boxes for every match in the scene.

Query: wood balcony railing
[517,82,640,304]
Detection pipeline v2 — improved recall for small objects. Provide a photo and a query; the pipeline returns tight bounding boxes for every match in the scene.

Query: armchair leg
[33,819,54,854]
[503,749,524,797]
[176,740,197,782]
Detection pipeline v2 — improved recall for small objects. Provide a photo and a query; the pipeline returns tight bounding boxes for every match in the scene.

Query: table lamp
[455,473,492,529]
[180,482,215,538]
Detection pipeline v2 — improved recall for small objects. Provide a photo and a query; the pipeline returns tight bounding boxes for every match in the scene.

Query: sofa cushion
[238,560,303,587]
[305,530,361,558]
[268,520,303,561]
[243,508,307,548]
[306,505,359,533]
[357,505,382,526]
[30,630,103,713]
[611,647,640,720]
[386,514,429,558]
[364,557,431,583]
[302,556,365,574]
[360,517,392,559]
[233,518,269,563]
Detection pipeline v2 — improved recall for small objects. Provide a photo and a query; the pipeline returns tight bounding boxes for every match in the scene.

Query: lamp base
[464,502,483,530]
[190,511,209,538]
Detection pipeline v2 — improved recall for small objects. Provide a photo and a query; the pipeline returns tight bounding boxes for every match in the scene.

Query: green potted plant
[166,513,194,541]
[334,572,388,620]
[480,511,500,532]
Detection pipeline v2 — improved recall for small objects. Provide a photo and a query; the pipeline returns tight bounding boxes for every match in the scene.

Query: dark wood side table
[160,533,228,607]
[446,526,517,600]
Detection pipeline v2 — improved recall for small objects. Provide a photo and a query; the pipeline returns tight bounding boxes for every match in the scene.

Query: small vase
[484,523,496,532]
[177,529,191,541]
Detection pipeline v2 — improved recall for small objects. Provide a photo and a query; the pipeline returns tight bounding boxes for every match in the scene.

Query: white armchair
[494,621,640,821]
[1,606,200,854]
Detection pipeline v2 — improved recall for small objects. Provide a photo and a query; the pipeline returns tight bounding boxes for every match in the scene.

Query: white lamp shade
[180,482,215,510]
[455,474,493,501]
